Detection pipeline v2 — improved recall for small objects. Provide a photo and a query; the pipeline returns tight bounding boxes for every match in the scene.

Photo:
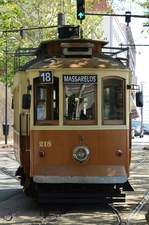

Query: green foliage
[138,0,149,32]
[0,0,104,86]
[140,0,149,10]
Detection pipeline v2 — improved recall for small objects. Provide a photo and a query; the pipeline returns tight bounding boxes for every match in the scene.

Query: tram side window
[34,77,59,125]
[64,83,97,124]
[102,77,125,125]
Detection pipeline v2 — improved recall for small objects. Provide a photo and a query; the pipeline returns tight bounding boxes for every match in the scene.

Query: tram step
[37,192,126,204]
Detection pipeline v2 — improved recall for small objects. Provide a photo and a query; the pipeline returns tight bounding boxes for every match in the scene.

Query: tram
[13,26,142,202]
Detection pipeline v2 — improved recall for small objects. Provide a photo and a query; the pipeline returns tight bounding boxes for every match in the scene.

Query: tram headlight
[73,145,90,162]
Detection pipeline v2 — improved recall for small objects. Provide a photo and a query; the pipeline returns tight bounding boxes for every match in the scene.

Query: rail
[14,47,37,72]
[14,45,129,71]
[101,46,129,67]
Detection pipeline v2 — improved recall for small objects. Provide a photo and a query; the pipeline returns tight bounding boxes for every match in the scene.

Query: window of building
[34,77,59,125]
[102,77,125,125]
[63,77,97,125]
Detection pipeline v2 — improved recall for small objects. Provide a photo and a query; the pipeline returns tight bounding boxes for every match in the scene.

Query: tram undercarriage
[16,166,133,204]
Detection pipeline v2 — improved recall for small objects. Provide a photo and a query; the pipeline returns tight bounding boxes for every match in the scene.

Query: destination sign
[39,71,53,84]
[63,75,97,84]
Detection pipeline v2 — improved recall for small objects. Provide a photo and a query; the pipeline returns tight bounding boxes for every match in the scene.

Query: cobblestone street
[0,137,148,225]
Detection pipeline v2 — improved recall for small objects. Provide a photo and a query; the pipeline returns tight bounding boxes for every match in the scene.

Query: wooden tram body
[13,35,134,202]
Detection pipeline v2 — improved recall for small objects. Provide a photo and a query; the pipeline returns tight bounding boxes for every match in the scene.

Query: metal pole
[57,12,65,26]
[5,32,8,144]
[140,83,144,138]
[85,12,149,19]
[141,105,143,137]
[125,20,130,68]
[109,16,113,48]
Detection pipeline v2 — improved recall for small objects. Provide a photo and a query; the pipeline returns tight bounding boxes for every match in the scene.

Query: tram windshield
[64,83,97,124]
[102,77,125,125]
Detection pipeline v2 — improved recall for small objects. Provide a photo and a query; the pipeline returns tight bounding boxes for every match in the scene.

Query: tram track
[0,166,18,180]
[114,147,149,225]
[125,190,149,225]
[107,204,123,225]
[131,158,146,171]
[0,143,148,224]
[38,203,123,225]
[0,147,18,179]
[130,145,148,171]
[2,153,17,161]
[113,189,149,225]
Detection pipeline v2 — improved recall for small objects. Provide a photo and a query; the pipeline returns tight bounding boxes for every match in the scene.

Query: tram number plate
[39,71,53,84]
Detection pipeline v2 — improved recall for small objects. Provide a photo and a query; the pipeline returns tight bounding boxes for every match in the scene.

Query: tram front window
[64,82,97,124]
[34,77,59,125]
[102,77,125,125]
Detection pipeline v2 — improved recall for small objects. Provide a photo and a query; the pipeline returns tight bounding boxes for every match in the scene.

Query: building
[102,16,137,84]
[102,9,140,119]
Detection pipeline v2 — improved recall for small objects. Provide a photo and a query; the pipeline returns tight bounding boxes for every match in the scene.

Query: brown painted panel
[34,165,126,177]
[20,136,30,175]
[30,130,129,177]
[14,132,30,175]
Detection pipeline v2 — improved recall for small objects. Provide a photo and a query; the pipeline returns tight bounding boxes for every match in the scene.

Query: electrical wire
[107,203,123,225]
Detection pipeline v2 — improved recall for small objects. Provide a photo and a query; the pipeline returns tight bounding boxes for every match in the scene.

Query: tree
[0,0,105,86]
[0,0,22,84]
[139,0,149,31]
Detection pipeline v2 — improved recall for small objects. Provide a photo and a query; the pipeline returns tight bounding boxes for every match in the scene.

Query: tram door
[19,111,30,175]
[20,112,30,151]
[20,92,31,173]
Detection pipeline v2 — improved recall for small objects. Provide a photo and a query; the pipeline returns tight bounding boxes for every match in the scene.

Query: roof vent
[61,42,94,56]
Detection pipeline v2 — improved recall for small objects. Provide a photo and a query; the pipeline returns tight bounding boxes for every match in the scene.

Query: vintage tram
[13,26,141,203]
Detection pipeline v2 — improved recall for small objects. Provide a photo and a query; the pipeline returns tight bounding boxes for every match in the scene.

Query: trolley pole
[4,32,8,145]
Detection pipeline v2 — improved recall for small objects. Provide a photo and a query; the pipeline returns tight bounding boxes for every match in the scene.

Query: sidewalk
[0,143,21,195]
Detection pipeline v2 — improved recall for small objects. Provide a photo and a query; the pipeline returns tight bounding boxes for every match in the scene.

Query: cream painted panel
[25,68,130,130]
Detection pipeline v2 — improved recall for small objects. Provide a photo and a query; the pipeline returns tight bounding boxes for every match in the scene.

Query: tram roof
[14,38,129,71]
[25,56,126,70]
[37,39,107,51]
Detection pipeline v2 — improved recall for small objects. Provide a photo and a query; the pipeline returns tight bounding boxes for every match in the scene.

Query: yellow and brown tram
[13,27,142,202]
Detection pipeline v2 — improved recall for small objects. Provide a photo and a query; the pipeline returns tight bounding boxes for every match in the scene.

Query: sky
[113,1,148,84]
[130,5,149,122]
[136,45,148,84]
[112,0,149,121]
[128,3,148,84]
[130,11,148,85]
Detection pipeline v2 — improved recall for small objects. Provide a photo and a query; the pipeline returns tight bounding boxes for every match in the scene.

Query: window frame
[63,82,97,125]
[102,76,126,125]
[33,77,59,125]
